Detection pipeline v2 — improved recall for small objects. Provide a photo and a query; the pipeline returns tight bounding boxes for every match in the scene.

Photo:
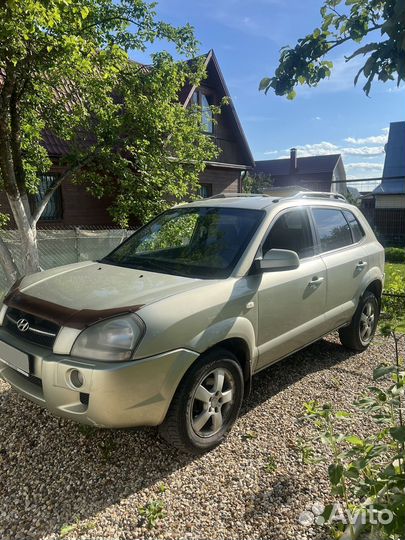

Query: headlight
[71,315,145,361]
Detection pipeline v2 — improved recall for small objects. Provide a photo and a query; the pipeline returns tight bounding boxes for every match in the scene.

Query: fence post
[74,227,80,262]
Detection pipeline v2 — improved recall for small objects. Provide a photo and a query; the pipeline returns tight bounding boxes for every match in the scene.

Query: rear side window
[312,208,352,252]
[343,210,365,243]
[263,208,315,259]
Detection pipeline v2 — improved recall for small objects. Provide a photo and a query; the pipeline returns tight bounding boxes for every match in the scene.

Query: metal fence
[0,226,135,292]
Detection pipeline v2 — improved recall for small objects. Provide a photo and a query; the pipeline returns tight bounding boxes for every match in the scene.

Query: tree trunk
[7,193,40,275]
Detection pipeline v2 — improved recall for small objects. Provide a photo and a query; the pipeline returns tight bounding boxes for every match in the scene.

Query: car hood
[6,261,212,328]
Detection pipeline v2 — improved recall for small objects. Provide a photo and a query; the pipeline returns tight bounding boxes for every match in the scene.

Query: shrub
[385,248,405,264]
[303,330,405,540]
[382,270,405,330]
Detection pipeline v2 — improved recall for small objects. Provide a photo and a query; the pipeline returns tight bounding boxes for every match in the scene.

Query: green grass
[384,263,405,288]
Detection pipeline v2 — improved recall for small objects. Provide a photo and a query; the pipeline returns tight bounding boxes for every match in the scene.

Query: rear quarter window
[342,210,365,243]
[312,208,353,252]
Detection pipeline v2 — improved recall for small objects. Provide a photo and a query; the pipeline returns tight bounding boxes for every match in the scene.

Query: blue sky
[134,0,405,184]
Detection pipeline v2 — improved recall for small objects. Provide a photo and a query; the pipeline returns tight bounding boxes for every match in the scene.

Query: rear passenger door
[310,207,367,331]
[256,207,328,369]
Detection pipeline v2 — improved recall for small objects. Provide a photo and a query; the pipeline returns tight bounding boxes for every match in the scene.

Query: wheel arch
[363,279,383,307]
[203,337,253,397]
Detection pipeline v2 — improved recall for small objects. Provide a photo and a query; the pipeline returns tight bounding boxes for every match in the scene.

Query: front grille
[4,307,60,349]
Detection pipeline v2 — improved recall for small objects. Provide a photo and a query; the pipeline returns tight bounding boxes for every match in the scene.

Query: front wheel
[158,349,244,454]
[339,290,380,352]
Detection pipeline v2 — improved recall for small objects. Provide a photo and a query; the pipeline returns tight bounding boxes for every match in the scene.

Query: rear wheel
[158,349,244,454]
[339,291,379,351]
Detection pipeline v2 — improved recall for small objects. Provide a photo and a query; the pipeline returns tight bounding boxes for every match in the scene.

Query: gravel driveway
[0,333,399,540]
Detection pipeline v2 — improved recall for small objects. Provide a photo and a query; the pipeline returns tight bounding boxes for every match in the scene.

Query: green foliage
[139,500,166,529]
[260,0,405,97]
[303,333,405,539]
[242,172,273,194]
[0,0,219,240]
[264,454,277,473]
[242,430,258,441]
[385,248,405,264]
[382,267,405,332]
[60,518,96,538]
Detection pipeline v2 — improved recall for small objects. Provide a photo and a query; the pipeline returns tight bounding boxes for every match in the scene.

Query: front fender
[188,316,258,364]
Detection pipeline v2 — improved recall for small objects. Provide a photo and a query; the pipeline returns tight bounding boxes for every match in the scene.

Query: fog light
[70,369,84,389]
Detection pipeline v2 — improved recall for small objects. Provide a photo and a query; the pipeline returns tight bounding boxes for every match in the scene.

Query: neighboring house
[361,121,405,246]
[1,50,254,227]
[254,148,347,195]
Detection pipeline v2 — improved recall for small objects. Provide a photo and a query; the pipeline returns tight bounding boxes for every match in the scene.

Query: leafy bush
[304,331,405,540]
[382,270,405,330]
[385,248,405,264]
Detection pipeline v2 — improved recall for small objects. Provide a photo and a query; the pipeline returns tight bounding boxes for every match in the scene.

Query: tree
[0,0,218,283]
[259,0,405,99]
[242,172,273,194]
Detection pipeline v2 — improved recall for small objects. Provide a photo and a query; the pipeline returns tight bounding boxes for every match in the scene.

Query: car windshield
[102,206,264,279]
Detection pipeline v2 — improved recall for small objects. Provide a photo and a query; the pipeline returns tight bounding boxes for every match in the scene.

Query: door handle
[356,260,368,269]
[308,276,324,287]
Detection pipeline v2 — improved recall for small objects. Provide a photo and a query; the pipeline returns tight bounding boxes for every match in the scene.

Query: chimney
[290,148,298,173]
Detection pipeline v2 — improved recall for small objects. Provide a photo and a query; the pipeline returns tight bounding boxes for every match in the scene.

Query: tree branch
[31,160,89,224]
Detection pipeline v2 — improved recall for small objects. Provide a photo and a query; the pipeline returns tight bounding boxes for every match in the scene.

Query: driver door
[256,207,328,370]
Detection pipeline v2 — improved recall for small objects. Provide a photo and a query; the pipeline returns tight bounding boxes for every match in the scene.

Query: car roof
[175,192,352,212]
[180,195,275,210]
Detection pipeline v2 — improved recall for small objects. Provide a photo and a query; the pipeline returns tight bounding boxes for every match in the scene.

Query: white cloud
[346,162,384,170]
[343,146,385,156]
[314,116,321,121]
[344,128,388,145]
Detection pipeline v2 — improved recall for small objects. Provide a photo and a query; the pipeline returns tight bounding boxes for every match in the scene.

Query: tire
[339,290,380,352]
[158,348,244,454]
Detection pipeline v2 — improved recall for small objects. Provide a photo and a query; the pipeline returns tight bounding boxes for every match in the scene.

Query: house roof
[180,50,254,168]
[382,121,405,180]
[41,50,254,168]
[254,154,341,177]
[372,121,405,195]
[373,179,405,195]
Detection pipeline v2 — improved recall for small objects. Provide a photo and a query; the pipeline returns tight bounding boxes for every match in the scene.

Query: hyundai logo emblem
[17,318,30,332]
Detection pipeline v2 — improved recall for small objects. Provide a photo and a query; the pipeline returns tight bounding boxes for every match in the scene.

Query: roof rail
[208,193,270,199]
[289,191,347,202]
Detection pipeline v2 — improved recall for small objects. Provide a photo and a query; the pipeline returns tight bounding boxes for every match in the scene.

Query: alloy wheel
[190,367,235,438]
[359,300,376,345]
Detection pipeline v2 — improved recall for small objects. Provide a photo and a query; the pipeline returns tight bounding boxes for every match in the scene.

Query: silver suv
[0,192,384,453]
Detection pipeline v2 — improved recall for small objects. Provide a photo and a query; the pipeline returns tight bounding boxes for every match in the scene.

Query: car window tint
[263,209,315,259]
[312,208,353,252]
[343,210,365,243]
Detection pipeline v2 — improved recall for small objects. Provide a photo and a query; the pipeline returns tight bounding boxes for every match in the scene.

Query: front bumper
[0,328,198,427]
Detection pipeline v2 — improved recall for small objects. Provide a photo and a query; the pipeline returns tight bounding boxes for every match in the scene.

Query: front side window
[312,208,352,252]
[103,207,264,279]
[263,208,315,259]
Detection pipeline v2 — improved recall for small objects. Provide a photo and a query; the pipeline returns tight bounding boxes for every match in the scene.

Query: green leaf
[373,365,396,380]
[336,411,351,419]
[287,89,297,100]
[259,77,271,91]
[345,435,364,447]
[390,426,405,443]
[328,463,343,485]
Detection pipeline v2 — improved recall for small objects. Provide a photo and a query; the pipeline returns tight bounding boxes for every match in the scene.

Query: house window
[199,183,213,198]
[35,174,63,220]
[191,90,214,134]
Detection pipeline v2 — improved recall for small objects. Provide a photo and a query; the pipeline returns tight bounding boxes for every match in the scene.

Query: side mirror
[256,248,300,272]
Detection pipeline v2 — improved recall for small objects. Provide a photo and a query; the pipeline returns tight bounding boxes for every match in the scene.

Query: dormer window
[191,90,214,134]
